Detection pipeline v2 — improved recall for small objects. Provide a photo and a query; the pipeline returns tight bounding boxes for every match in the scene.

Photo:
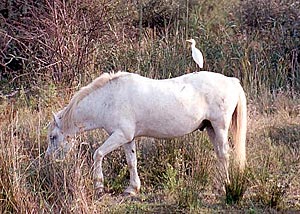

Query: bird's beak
[186,39,191,43]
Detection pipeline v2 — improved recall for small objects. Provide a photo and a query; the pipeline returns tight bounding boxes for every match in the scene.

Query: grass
[1,92,299,213]
[1,0,299,212]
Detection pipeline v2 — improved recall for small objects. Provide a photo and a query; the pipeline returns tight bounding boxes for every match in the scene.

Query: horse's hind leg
[207,125,230,183]
[215,128,230,183]
[93,130,133,198]
[123,140,141,195]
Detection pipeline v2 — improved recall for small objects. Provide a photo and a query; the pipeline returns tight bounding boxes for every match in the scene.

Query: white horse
[46,71,247,197]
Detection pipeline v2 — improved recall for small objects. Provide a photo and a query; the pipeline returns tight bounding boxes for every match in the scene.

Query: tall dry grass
[1,0,300,212]
[1,87,299,213]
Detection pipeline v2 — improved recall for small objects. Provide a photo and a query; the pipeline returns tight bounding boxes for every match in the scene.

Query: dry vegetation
[1,0,300,213]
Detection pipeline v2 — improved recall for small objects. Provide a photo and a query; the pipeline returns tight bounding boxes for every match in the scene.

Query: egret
[186,38,204,69]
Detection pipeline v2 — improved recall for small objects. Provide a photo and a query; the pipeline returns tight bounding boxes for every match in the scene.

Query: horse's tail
[231,85,247,171]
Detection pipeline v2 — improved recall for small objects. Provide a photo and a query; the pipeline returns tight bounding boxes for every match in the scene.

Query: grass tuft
[225,167,249,205]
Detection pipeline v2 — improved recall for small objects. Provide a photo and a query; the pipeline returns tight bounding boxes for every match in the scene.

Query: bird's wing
[192,48,204,68]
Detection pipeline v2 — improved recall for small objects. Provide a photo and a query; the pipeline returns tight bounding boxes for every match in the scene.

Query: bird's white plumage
[186,39,204,68]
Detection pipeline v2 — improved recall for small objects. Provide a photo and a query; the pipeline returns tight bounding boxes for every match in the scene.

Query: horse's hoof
[123,186,139,197]
[94,188,105,200]
[122,191,136,197]
[122,191,141,202]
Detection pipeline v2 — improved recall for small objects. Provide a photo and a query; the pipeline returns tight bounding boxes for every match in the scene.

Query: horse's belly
[135,111,202,138]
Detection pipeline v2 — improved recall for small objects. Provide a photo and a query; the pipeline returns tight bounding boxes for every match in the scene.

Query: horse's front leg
[93,130,132,198]
[123,140,141,196]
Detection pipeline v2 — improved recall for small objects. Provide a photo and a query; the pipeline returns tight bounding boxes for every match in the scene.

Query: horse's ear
[52,112,60,127]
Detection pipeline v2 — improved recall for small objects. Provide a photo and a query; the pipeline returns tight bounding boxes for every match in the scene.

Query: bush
[0,0,136,90]
[233,0,300,93]
[134,0,199,30]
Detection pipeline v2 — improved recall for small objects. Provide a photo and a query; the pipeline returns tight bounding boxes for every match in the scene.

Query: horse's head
[46,113,74,159]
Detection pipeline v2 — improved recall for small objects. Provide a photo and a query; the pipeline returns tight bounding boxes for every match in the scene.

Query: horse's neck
[73,89,108,132]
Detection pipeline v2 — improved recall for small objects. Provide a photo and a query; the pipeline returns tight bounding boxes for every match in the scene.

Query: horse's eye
[50,135,57,142]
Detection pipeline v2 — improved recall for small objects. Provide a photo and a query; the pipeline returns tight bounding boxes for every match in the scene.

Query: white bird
[186,38,204,69]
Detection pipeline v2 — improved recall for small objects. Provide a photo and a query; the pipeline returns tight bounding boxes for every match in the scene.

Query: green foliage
[225,167,249,205]
[105,165,129,194]
[162,163,179,193]
[157,134,213,211]
[176,179,202,211]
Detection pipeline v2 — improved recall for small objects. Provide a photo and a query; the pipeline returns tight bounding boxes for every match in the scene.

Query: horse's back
[181,71,240,89]
[125,71,241,90]
[115,71,242,114]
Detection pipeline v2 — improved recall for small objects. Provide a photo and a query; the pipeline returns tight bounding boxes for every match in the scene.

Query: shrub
[133,0,200,31]
[225,167,249,205]
[233,0,300,92]
[0,0,136,90]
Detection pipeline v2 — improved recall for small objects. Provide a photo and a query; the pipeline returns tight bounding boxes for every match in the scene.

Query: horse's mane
[60,72,128,133]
